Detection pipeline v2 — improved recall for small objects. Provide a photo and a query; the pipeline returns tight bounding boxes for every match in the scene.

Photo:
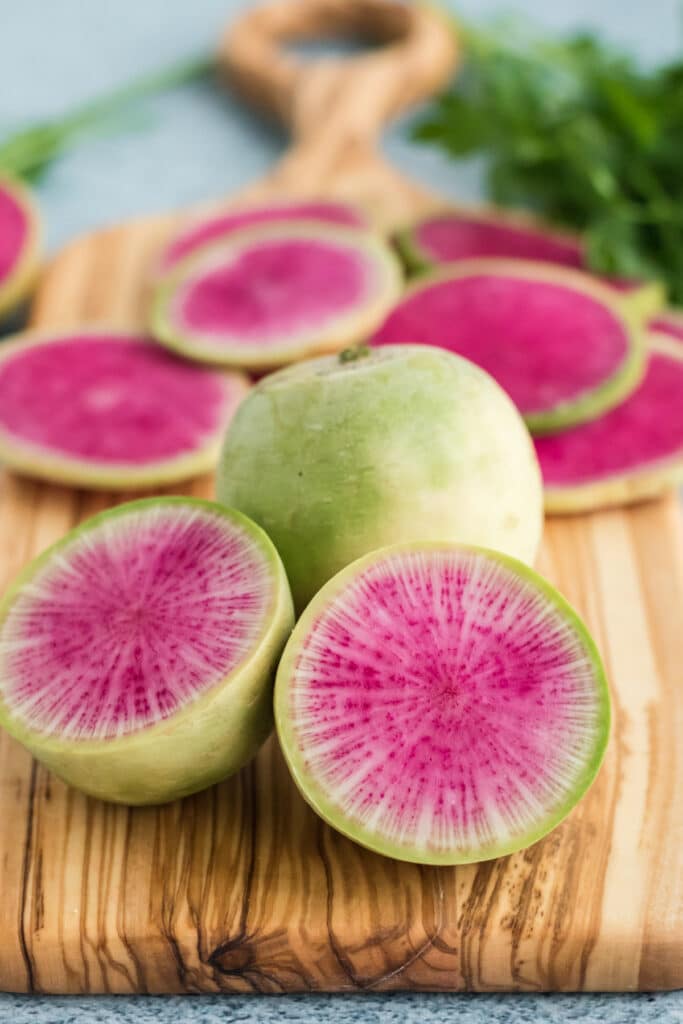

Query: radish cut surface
[276,544,609,865]
[151,223,402,370]
[0,177,40,318]
[0,498,294,804]
[536,336,683,512]
[371,259,643,434]
[400,209,583,270]
[0,330,248,488]
[398,209,664,317]
[157,199,368,276]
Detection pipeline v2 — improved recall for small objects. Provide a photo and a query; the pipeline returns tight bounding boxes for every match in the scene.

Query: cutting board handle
[220,0,459,148]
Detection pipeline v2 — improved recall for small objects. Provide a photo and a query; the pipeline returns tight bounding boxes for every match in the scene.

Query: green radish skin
[275,542,610,865]
[218,344,543,612]
[0,498,294,805]
[0,176,41,320]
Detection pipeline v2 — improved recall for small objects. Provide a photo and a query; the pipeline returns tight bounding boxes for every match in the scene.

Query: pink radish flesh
[535,348,683,486]
[413,214,583,267]
[282,547,607,860]
[0,334,238,464]
[175,239,371,347]
[371,272,630,417]
[407,213,653,296]
[160,201,366,274]
[0,503,272,739]
[0,183,29,282]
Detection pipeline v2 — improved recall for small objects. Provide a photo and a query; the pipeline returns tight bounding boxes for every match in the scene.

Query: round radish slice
[0,330,249,489]
[157,198,368,277]
[397,208,664,319]
[0,497,294,804]
[371,259,644,435]
[397,208,584,273]
[0,177,41,319]
[536,335,683,513]
[150,223,402,370]
[276,543,609,865]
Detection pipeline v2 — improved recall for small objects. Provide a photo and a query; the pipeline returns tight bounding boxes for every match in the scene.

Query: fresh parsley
[413,20,683,303]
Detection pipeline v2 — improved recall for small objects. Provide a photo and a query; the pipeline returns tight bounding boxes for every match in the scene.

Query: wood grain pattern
[0,0,682,993]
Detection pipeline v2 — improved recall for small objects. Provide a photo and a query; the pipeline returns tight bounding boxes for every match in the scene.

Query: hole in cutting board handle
[220,0,459,144]
[284,36,383,62]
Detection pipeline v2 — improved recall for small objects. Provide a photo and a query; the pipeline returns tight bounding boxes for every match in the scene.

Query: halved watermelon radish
[0,177,41,319]
[275,543,610,865]
[0,497,294,804]
[397,208,664,319]
[371,259,644,435]
[157,198,368,278]
[0,329,249,489]
[536,333,683,513]
[150,223,402,370]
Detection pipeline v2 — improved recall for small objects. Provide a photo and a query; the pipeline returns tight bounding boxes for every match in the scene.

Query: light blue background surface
[1,0,682,1020]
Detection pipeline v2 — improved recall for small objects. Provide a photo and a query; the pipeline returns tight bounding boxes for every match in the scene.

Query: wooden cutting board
[1,0,682,994]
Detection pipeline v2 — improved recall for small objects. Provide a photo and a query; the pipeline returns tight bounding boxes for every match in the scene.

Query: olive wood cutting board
[0,0,681,994]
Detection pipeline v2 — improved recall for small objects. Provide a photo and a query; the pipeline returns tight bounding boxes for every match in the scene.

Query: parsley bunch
[414,21,683,303]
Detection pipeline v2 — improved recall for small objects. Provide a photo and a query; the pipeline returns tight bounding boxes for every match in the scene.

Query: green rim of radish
[275,542,610,866]
[0,497,294,804]
[395,206,665,322]
[371,258,646,435]
[149,222,403,370]
[0,328,249,489]
[540,332,683,513]
[395,204,584,277]
[0,176,42,319]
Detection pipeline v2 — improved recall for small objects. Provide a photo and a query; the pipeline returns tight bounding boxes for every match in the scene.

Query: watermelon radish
[218,344,543,612]
[0,177,41,319]
[397,207,664,318]
[650,309,683,345]
[150,223,402,370]
[398,207,584,273]
[536,333,683,513]
[275,543,610,865]
[0,497,294,804]
[156,198,368,278]
[371,259,644,435]
[0,329,249,489]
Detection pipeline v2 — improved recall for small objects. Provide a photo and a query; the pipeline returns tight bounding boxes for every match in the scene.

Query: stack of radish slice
[0,177,41,320]
[379,207,683,513]
[0,197,401,489]
[396,206,664,319]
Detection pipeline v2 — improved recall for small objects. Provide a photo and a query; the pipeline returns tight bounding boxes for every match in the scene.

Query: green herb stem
[0,55,213,181]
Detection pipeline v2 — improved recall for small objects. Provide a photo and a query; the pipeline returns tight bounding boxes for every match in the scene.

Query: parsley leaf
[413,20,683,303]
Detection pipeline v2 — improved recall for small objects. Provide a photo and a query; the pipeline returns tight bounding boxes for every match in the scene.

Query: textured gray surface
[0,0,682,1017]
[1,993,683,1023]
